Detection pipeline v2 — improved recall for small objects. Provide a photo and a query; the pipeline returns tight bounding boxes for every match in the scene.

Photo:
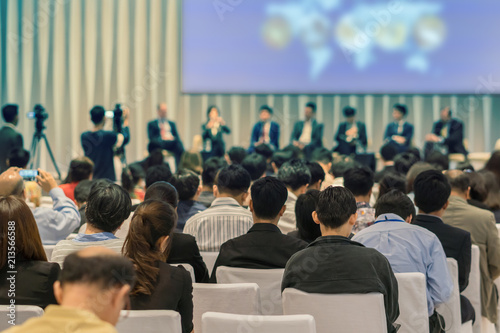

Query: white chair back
[216,266,285,315]
[193,283,260,333]
[200,252,218,276]
[282,288,387,333]
[0,305,44,330]
[175,263,195,282]
[43,245,56,261]
[115,310,182,333]
[462,245,481,333]
[394,272,428,333]
[201,312,316,333]
[436,258,461,333]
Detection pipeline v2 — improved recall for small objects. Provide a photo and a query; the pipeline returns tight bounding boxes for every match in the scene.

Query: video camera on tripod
[106,104,128,165]
[27,104,49,133]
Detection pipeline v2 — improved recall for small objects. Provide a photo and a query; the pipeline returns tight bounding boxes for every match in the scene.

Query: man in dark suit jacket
[168,233,210,283]
[290,102,323,159]
[334,106,367,155]
[147,103,184,166]
[0,104,24,173]
[384,104,414,153]
[425,107,467,157]
[249,105,280,152]
[210,177,307,282]
[412,170,475,324]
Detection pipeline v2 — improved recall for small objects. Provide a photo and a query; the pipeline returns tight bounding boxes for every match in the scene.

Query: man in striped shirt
[184,164,253,252]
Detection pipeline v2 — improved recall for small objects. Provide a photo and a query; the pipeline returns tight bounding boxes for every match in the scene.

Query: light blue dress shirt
[74,232,117,242]
[352,213,453,316]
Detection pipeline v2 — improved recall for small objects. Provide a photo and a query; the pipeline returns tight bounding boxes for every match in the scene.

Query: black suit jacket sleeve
[147,120,160,141]
[359,122,368,148]
[167,233,210,283]
[444,121,464,148]
[290,122,302,143]
[458,233,472,292]
[309,123,324,148]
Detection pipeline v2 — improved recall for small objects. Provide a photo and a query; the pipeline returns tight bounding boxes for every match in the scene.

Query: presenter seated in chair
[424,107,467,158]
[290,102,324,160]
[334,106,367,156]
[384,104,414,153]
[249,105,280,153]
[147,103,184,166]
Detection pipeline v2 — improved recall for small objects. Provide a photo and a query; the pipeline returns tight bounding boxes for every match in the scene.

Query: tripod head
[27,104,49,134]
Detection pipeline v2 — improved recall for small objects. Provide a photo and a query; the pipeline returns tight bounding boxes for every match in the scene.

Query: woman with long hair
[0,196,60,308]
[60,157,94,202]
[288,190,322,243]
[123,199,193,333]
[202,105,231,158]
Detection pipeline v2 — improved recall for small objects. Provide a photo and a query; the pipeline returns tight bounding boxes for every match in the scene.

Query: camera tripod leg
[42,134,62,180]
[29,134,40,170]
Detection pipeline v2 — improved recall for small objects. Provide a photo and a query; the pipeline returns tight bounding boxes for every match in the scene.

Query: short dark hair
[260,105,273,115]
[271,150,294,169]
[144,181,178,208]
[445,171,470,193]
[414,170,451,214]
[254,144,273,160]
[375,190,415,221]
[242,153,267,181]
[344,167,374,197]
[306,162,325,186]
[64,157,94,183]
[215,164,251,196]
[312,148,333,165]
[456,161,474,172]
[378,173,406,198]
[393,103,408,116]
[306,102,317,113]
[169,169,200,201]
[90,106,106,125]
[277,159,311,191]
[380,144,398,162]
[295,190,321,242]
[7,149,30,168]
[202,157,227,188]
[74,179,94,204]
[467,172,487,202]
[425,151,449,171]
[121,163,146,193]
[343,106,356,118]
[2,104,18,123]
[394,152,420,175]
[250,177,287,219]
[227,147,247,165]
[60,252,135,290]
[406,162,435,193]
[145,164,172,188]
[86,181,132,233]
[316,187,357,229]
[331,160,356,178]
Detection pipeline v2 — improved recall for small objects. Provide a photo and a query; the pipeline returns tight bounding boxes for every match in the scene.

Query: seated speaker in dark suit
[334,106,367,156]
[0,104,24,173]
[412,170,475,324]
[249,105,280,152]
[211,177,308,282]
[290,102,324,159]
[147,103,184,166]
[425,107,467,157]
[384,104,414,153]
[202,105,231,158]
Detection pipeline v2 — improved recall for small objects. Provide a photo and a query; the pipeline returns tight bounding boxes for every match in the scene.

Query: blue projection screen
[182,0,500,94]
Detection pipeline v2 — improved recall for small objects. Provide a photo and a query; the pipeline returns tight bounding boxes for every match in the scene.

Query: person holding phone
[202,105,231,158]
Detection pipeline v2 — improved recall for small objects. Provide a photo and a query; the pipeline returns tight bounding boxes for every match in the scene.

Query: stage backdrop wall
[1,0,499,175]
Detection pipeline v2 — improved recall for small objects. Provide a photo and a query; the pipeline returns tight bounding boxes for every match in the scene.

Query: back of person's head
[86,181,132,233]
[144,181,178,208]
[406,162,435,193]
[456,161,474,172]
[315,186,357,229]
[467,171,488,202]
[145,164,172,189]
[74,179,95,205]
[58,247,136,326]
[426,151,449,171]
[242,153,267,181]
[407,148,421,162]
[343,106,356,118]
[393,103,408,116]
[227,147,247,165]
[147,141,163,154]
[394,152,420,175]
[282,145,302,160]
[64,157,94,184]
[331,159,356,178]
[295,190,321,242]
[271,150,294,170]
[375,190,415,221]
[121,163,146,193]
[378,173,406,198]
[0,196,47,269]
[344,166,374,197]
[250,177,287,220]
[445,170,470,194]
[0,169,24,197]
[7,148,30,168]
[179,151,203,174]
[90,106,106,125]
[277,159,311,191]
[312,147,333,165]
[306,162,325,189]
[479,170,500,210]
[215,164,251,196]
[485,151,500,185]
[254,144,274,160]
[2,104,18,123]
[169,169,200,201]
[380,144,398,162]
[414,170,451,214]
[202,157,226,188]
[124,199,177,296]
